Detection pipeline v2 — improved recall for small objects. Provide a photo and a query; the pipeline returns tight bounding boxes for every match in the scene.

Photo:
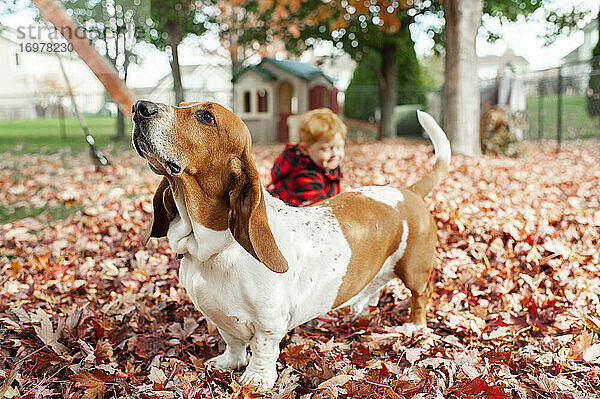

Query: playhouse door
[278,81,293,142]
[309,85,330,110]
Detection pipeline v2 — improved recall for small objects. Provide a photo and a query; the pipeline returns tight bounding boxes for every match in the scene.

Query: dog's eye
[196,110,216,127]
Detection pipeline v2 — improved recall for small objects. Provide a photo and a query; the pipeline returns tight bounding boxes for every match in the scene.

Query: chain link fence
[523,57,600,143]
[0,91,107,120]
[343,58,600,145]
[0,88,232,120]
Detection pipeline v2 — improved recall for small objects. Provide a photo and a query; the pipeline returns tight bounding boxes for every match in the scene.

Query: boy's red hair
[298,108,347,144]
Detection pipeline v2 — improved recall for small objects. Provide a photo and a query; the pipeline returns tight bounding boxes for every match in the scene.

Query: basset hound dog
[132,100,451,390]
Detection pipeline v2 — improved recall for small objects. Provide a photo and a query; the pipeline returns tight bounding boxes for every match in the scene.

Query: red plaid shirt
[268,143,342,207]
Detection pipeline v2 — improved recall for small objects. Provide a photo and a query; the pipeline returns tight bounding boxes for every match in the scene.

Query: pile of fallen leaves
[480,107,526,158]
[1,139,599,398]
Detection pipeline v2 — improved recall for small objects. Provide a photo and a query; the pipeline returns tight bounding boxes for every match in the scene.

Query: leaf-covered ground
[1,140,599,398]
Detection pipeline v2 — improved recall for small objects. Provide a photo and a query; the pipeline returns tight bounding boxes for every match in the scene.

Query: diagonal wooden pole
[31,0,134,118]
[49,31,109,166]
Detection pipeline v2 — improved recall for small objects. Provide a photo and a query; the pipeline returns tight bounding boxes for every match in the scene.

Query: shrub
[344,28,425,122]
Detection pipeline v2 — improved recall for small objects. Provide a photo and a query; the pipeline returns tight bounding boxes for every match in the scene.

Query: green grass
[0,115,130,222]
[0,115,133,154]
[0,203,82,224]
[526,95,600,140]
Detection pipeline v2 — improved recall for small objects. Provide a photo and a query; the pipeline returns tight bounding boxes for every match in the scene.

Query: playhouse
[231,57,340,143]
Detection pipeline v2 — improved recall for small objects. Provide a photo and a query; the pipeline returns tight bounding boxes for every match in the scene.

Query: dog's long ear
[142,177,177,245]
[227,151,288,273]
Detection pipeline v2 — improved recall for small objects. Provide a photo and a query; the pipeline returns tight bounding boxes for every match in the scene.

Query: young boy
[268,108,346,206]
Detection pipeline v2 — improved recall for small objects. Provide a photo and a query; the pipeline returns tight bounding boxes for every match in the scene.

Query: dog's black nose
[134,100,158,119]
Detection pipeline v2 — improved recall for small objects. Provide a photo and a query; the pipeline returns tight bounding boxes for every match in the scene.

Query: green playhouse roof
[232,57,335,84]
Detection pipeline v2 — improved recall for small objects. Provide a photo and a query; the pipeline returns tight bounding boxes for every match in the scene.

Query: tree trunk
[377,41,398,139]
[443,0,482,156]
[166,22,184,104]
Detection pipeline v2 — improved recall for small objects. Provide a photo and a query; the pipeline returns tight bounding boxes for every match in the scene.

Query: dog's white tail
[409,110,452,198]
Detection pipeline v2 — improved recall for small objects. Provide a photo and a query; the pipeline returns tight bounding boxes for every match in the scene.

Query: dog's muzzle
[131,100,182,176]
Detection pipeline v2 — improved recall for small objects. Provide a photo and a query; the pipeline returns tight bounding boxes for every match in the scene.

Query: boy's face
[300,134,345,170]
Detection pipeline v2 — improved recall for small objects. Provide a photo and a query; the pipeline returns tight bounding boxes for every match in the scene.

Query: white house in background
[563,20,598,64]
[0,26,104,119]
[560,20,598,93]
[478,49,530,81]
[547,19,600,97]
[143,63,232,107]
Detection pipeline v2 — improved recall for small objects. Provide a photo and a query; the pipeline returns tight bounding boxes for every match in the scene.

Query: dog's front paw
[239,368,277,391]
[206,351,249,370]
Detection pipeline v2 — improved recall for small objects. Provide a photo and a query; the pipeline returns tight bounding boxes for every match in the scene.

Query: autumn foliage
[1,140,600,397]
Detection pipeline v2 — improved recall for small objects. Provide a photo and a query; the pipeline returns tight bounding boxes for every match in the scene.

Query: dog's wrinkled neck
[167,179,233,264]
[178,172,230,230]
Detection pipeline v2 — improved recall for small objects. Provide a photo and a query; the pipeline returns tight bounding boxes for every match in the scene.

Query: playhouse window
[243,91,251,113]
[257,89,268,113]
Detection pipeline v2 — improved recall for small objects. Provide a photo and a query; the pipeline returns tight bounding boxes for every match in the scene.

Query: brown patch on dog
[328,190,437,320]
[328,192,403,308]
